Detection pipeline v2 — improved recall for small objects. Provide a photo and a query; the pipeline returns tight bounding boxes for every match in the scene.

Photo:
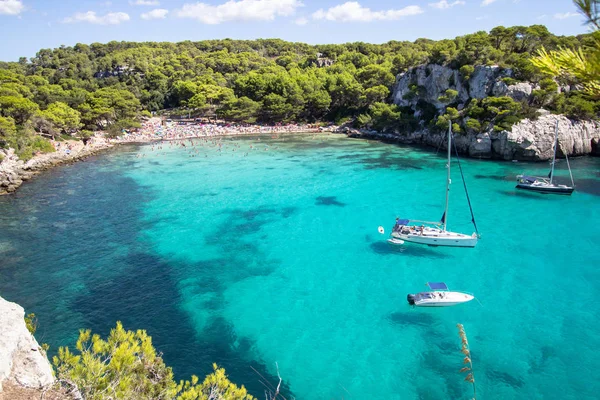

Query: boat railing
[406,219,443,227]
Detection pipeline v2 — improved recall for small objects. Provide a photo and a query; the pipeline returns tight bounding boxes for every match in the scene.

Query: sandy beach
[0,118,334,195]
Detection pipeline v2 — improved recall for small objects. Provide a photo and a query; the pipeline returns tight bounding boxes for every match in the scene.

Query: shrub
[501,77,518,86]
[459,65,475,81]
[465,118,481,133]
[438,89,458,103]
[53,322,254,400]
[25,313,37,335]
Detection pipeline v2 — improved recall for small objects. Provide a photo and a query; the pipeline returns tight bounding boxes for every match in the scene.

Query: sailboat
[388,122,479,248]
[516,120,575,195]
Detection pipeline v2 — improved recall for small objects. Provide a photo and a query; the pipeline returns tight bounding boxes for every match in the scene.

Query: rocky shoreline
[0,140,115,196]
[2,114,599,196]
[339,114,600,161]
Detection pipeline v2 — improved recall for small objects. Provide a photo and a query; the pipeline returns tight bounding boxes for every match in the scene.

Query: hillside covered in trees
[1,25,598,159]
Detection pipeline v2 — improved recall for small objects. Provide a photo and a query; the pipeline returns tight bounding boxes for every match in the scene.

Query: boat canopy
[520,176,538,183]
[427,282,449,290]
[396,219,410,225]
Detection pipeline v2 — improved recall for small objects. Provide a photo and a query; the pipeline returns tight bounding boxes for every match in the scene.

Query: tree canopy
[0,25,598,158]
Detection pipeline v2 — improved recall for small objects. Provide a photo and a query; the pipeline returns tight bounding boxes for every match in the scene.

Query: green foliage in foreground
[532,0,600,98]
[53,322,254,400]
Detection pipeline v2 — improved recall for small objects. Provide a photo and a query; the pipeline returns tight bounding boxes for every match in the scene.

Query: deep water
[1,134,599,399]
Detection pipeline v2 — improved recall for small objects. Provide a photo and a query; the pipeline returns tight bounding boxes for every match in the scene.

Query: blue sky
[0,0,590,61]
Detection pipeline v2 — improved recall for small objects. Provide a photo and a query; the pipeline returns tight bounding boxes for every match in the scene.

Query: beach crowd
[115,118,325,143]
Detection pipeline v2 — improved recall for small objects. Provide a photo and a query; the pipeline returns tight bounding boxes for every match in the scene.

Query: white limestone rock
[507,82,533,101]
[393,64,467,110]
[467,65,511,99]
[490,114,600,160]
[0,296,54,392]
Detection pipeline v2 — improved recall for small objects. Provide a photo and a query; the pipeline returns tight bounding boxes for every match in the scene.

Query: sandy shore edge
[0,126,328,195]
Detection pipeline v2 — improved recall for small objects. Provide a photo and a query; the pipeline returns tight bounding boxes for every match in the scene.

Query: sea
[0,133,598,399]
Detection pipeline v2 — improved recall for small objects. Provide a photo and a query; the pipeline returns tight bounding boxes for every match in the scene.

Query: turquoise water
[1,134,599,399]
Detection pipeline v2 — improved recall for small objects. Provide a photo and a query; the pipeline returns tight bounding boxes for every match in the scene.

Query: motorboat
[407,282,474,307]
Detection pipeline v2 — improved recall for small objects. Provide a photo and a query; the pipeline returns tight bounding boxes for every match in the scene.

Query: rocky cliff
[388,64,600,160]
[393,64,516,110]
[0,296,54,392]
[343,114,600,161]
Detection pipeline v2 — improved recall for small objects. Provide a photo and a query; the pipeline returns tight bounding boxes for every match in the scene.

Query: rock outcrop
[341,114,600,161]
[0,296,54,392]
[388,63,600,159]
[392,64,513,110]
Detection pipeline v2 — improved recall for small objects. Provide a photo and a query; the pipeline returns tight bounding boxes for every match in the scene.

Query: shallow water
[1,134,599,399]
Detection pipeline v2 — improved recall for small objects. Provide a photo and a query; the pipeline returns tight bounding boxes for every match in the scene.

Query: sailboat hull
[516,183,574,195]
[391,229,478,248]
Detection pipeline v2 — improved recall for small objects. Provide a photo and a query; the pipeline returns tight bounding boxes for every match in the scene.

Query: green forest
[0,25,598,159]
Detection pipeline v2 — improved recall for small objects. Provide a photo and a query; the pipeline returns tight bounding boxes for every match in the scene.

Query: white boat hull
[408,291,474,307]
[387,238,405,245]
[391,228,478,248]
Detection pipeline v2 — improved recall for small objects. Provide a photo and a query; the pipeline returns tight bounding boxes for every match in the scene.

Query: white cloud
[537,14,547,19]
[63,11,130,25]
[141,8,168,19]
[475,15,488,20]
[175,0,302,24]
[554,12,579,19]
[429,0,465,10]
[0,0,24,15]
[294,16,308,25]
[481,0,497,6]
[130,0,159,5]
[312,2,423,22]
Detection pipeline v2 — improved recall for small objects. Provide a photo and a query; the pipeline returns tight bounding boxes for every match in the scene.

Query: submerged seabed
[0,134,599,399]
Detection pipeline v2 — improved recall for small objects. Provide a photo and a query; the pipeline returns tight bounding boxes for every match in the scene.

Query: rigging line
[434,134,444,155]
[451,132,479,236]
[565,151,575,187]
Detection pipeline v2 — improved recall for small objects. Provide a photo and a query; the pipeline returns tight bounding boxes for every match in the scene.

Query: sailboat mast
[443,121,451,232]
[549,120,558,184]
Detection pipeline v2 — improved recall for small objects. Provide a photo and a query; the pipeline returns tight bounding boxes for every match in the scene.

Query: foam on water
[1,134,599,399]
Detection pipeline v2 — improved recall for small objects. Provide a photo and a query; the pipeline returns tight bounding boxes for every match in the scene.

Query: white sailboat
[388,122,479,248]
[407,282,474,307]
[516,120,575,195]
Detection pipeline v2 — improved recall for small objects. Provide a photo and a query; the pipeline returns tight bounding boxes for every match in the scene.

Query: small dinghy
[407,282,474,307]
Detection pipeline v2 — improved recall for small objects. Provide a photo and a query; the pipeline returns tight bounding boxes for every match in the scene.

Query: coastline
[0,123,328,195]
[3,113,600,195]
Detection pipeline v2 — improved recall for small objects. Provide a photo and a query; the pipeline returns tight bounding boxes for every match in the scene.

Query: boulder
[468,133,493,158]
[507,82,533,101]
[492,81,508,96]
[0,296,54,392]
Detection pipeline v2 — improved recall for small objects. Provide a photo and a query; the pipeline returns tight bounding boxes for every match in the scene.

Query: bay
[0,134,599,399]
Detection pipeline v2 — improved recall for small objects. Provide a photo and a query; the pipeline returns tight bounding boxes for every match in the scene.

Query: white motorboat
[407,282,474,307]
[516,120,575,195]
[390,122,480,248]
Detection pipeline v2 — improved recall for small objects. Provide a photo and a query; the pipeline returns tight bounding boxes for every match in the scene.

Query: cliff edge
[0,296,54,392]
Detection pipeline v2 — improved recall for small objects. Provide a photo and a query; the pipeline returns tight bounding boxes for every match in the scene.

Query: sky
[0,0,591,61]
